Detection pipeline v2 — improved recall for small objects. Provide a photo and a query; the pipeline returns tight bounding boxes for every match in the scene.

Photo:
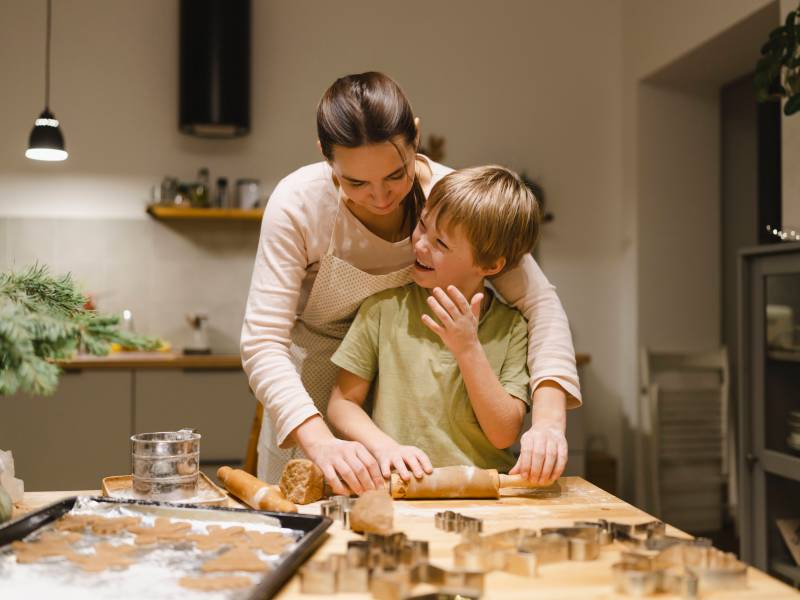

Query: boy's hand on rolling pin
[422,286,482,357]
[372,443,433,482]
[509,424,568,485]
[305,438,384,496]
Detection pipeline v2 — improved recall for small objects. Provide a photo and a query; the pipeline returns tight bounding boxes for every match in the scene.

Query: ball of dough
[279,459,325,504]
[349,490,393,534]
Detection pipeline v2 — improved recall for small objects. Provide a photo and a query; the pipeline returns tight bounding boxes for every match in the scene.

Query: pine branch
[0,264,161,396]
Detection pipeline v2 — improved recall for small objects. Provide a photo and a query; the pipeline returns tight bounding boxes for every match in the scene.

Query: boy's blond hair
[425,166,541,271]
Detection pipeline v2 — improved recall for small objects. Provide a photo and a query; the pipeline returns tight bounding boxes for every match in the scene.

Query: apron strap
[325,194,344,256]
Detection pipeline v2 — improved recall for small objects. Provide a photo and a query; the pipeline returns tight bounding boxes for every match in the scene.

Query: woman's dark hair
[317,72,424,236]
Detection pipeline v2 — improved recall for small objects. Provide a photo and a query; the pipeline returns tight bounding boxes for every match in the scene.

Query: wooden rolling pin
[389,465,556,499]
[217,466,297,513]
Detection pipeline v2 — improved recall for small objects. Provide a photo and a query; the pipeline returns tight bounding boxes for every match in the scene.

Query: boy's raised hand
[372,442,433,482]
[422,286,482,357]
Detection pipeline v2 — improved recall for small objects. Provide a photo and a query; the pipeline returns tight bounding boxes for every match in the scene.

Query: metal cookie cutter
[319,495,355,527]
[300,531,431,596]
[435,510,483,535]
[453,528,546,578]
[607,519,711,553]
[574,519,665,543]
[612,539,747,598]
[370,562,484,600]
[576,518,699,552]
[453,539,539,577]
[452,523,612,579]
[539,526,607,561]
[359,532,430,570]
[299,552,370,594]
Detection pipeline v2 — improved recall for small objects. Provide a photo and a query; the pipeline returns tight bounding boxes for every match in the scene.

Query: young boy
[327,166,541,481]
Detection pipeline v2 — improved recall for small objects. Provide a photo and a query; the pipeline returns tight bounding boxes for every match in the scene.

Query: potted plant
[756,2,800,115]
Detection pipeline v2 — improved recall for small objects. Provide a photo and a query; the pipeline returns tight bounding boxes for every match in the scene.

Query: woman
[241,72,580,494]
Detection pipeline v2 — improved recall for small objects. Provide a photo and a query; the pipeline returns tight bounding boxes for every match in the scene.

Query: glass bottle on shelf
[191,167,210,208]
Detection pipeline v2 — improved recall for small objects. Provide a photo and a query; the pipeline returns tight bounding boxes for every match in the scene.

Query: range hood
[179,0,250,138]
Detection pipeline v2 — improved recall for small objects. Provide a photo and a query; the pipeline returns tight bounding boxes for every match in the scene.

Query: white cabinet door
[0,371,132,491]
[134,370,255,478]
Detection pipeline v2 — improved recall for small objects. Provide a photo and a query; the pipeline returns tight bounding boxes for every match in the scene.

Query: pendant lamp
[26,0,68,161]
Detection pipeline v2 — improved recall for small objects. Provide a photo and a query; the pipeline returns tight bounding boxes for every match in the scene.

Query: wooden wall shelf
[147,205,264,221]
[58,352,243,370]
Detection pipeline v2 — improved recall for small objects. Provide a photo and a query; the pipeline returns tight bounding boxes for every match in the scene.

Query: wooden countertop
[56,352,590,370]
[57,352,243,370]
[12,478,796,599]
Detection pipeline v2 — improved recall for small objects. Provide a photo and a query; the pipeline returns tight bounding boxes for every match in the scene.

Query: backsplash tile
[1,217,261,355]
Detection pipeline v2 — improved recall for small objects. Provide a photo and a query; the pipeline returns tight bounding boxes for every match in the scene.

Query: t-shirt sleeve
[330,294,382,381]
[499,312,532,407]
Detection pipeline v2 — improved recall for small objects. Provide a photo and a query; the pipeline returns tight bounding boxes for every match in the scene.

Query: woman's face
[328,137,416,216]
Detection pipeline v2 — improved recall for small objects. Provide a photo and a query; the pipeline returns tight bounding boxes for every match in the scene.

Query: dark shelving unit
[739,243,800,588]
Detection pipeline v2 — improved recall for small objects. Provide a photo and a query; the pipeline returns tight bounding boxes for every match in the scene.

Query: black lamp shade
[26,109,68,161]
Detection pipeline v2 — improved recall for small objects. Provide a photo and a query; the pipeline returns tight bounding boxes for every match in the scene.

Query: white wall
[0,0,627,481]
[620,0,780,504]
[636,83,721,350]
[624,0,773,81]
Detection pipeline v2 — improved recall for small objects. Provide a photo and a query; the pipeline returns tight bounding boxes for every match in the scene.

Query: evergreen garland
[0,265,160,396]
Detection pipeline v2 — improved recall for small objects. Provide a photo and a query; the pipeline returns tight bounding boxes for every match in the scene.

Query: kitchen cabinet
[1,363,254,491]
[134,370,254,482]
[739,243,800,585]
[0,371,132,491]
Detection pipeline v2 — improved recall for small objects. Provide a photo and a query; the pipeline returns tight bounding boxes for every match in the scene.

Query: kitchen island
[12,477,798,599]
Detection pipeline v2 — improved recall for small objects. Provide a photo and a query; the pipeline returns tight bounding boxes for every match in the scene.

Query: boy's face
[411,210,489,293]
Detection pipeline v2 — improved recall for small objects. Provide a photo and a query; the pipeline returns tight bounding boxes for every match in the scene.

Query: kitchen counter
[57,352,243,370]
[13,477,797,599]
[57,352,591,370]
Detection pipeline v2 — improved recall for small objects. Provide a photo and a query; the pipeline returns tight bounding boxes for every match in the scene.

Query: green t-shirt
[331,283,530,472]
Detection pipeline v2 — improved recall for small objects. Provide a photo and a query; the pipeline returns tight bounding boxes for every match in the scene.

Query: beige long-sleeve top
[241,159,581,448]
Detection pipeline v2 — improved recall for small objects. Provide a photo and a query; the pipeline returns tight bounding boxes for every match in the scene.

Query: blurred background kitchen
[2,0,800,583]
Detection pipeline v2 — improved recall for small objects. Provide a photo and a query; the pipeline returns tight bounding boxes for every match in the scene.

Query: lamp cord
[45,0,51,110]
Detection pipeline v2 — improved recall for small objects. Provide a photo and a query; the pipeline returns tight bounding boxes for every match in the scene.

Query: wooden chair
[637,347,732,533]
[243,401,263,476]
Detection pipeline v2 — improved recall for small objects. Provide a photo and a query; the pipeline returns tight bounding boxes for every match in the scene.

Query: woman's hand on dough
[509,424,568,485]
[422,286,482,358]
[372,443,433,481]
[306,438,384,495]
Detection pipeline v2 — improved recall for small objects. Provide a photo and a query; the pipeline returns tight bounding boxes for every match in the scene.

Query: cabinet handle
[745,453,758,468]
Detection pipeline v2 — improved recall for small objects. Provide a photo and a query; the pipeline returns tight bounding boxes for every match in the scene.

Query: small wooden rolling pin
[217,466,297,512]
[390,465,556,499]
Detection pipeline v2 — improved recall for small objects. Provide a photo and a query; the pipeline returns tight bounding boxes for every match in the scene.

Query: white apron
[257,199,414,482]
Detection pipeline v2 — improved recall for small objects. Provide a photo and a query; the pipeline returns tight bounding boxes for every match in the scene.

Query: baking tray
[102,472,228,506]
[0,495,331,600]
